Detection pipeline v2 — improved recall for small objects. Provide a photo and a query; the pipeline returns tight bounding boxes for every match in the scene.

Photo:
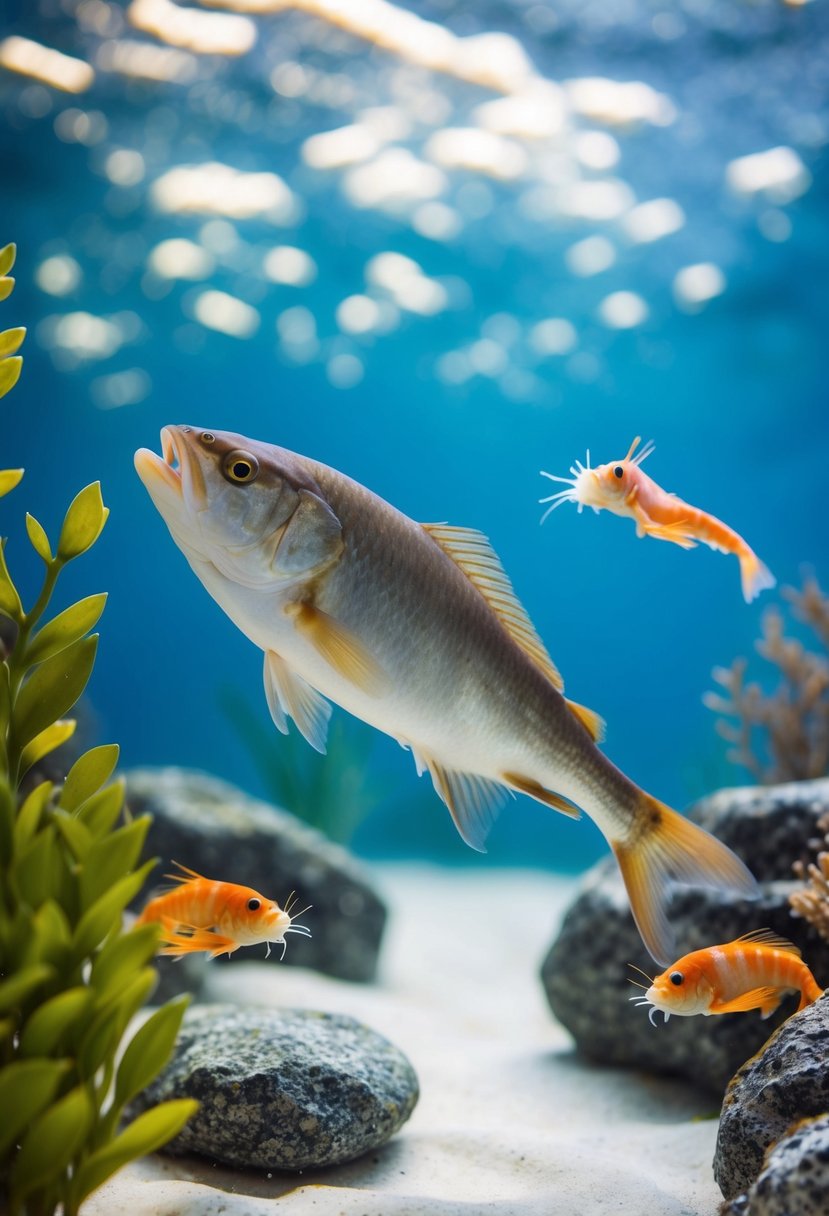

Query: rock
[131,1004,419,1170]
[714,994,829,1201]
[126,767,387,982]
[721,1114,829,1216]
[540,780,829,1095]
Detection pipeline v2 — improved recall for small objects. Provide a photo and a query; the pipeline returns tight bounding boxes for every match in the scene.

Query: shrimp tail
[739,551,776,603]
[612,796,759,966]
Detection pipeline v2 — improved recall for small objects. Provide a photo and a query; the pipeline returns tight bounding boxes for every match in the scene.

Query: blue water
[1,0,827,869]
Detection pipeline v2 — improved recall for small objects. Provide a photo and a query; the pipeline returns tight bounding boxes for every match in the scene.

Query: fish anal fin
[422,523,564,692]
[288,602,387,697]
[710,987,783,1016]
[565,698,606,743]
[265,649,332,754]
[424,755,508,852]
[502,771,581,819]
[733,929,802,957]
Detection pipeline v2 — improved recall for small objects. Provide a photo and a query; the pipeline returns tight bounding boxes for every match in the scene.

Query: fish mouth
[134,425,207,515]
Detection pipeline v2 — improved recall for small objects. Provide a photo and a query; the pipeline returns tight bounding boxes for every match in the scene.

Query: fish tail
[739,551,776,603]
[797,972,824,1012]
[612,795,758,966]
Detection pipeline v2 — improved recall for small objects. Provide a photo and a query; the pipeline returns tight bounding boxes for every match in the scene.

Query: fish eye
[223,451,260,484]
[670,971,684,986]
[201,432,215,445]
[247,897,261,911]
[613,465,624,479]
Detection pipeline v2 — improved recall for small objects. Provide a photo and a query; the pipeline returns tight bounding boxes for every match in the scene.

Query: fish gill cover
[0,0,827,864]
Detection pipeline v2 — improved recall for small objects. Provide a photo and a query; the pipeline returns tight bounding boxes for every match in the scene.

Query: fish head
[578,438,655,511]
[645,959,715,1017]
[228,889,292,947]
[135,425,341,590]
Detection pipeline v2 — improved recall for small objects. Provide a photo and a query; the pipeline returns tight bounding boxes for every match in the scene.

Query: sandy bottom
[85,865,722,1216]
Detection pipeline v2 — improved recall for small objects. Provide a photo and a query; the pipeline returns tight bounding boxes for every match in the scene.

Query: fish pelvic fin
[739,551,776,603]
[564,698,606,743]
[425,755,510,852]
[612,796,759,966]
[264,649,332,754]
[158,927,239,959]
[288,602,388,696]
[709,987,784,1017]
[501,771,581,818]
[421,523,564,693]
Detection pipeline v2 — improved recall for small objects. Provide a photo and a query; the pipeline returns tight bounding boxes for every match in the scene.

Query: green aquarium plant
[0,242,196,1216]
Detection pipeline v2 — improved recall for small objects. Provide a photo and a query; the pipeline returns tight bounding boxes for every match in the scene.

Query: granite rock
[126,767,387,982]
[540,780,829,1095]
[721,1114,829,1216]
[714,994,829,1200]
[131,1004,419,1170]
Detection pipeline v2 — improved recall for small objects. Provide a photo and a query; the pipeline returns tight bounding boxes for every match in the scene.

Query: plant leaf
[11,1085,94,1201]
[0,467,23,496]
[0,277,14,303]
[114,996,189,1110]
[0,537,23,620]
[14,781,54,849]
[72,860,156,959]
[57,481,109,561]
[25,512,53,563]
[0,325,25,356]
[70,1099,198,1208]
[90,922,160,1001]
[25,900,73,971]
[0,964,54,1014]
[19,720,76,779]
[53,807,94,861]
[0,1058,71,1156]
[0,354,22,396]
[14,634,98,748]
[61,743,120,813]
[75,779,125,839]
[79,816,151,910]
[19,986,93,1057]
[26,593,107,668]
[0,242,15,276]
[15,827,62,909]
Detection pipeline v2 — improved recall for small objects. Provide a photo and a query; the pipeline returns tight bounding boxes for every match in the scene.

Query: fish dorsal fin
[160,861,206,889]
[564,698,606,743]
[422,523,564,692]
[264,649,332,754]
[710,987,784,1016]
[733,929,802,957]
[423,752,510,852]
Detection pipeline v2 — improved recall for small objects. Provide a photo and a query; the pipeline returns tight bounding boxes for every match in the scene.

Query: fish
[136,863,311,959]
[630,929,823,1026]
[135,424,758,965]
[539,437,775,603]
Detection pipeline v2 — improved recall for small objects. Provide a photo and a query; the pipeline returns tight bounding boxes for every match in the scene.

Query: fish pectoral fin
[264,650,332,754]
[288,602,388,696]
[709,987,783,1016]
[564,698,606,743]
[501,772,581,819]
[636,512,698,550]
[424,755,509,852]
[421,523,564,693]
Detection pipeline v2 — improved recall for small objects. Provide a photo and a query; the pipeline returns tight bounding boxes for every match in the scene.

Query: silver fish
[135,425,757,963]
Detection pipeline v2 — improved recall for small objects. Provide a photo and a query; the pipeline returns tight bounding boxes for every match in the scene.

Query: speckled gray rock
[126,767,386,982]
[721,1114,829,1216]
[131,1004,419,1170]
[541,780,829,1095]
[714,994,829,1200]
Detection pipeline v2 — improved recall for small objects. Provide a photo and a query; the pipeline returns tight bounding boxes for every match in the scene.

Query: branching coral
[790,813,829,942]
[704,575,829,784]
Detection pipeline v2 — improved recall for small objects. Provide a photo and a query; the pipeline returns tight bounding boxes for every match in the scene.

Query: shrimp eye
[613,465,624,479]
[201,432,215,445]
[247,897,261,911]
[223,451,259,484]
[670,971,684,986]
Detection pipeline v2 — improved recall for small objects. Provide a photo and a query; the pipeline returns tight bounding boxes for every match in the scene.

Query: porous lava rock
[131,1004,419,1170]
[721,1113,829,1216]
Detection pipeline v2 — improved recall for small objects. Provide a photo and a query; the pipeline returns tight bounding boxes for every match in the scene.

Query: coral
[789,812,829,942]
[0,242,196,1216]
[705,576,829,784]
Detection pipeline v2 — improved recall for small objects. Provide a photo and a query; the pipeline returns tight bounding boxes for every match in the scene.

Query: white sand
[85,866,722,1216]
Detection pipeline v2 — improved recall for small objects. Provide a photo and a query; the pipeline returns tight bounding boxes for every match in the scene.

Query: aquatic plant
[790,812,829,943]
[0,247,196,1216]
[704,575,829,784]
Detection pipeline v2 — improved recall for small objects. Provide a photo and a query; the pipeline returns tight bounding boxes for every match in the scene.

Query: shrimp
[540,437,775,602]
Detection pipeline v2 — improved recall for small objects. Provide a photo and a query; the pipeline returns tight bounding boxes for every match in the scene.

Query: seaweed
[704,575,829,784]
[0,242,196,1216]
[790,812,829,943]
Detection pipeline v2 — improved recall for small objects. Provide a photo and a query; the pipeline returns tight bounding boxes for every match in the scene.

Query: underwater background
[1,0,827,869]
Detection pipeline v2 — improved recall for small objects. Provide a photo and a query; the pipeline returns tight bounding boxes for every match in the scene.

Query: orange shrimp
[136,863,311,959]
[630,929,823,1026]
[540,437,775,602]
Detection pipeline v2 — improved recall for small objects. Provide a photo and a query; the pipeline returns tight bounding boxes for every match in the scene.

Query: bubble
[598,291,648,329]
[326,352,364,388]
[35,254,82,296]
